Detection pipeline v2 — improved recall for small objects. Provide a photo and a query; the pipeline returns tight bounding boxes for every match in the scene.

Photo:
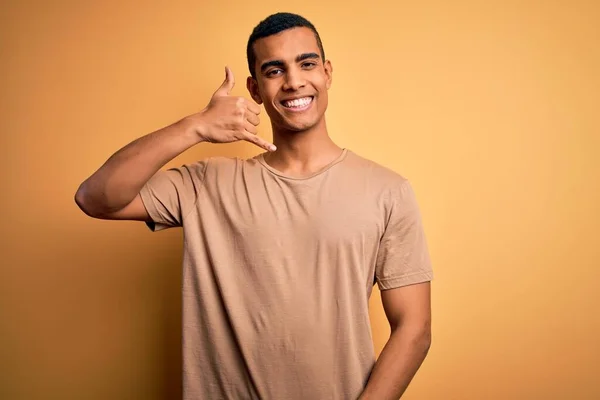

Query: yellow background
[1,1,598,399]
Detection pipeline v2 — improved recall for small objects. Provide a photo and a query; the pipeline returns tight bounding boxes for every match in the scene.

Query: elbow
[392,321,432,355]
[74,182,100,218]
[422,330,432,355]
[419,322,432,354]
[412,329,432,360]
[420,323,432,357]
[406,325,431,355]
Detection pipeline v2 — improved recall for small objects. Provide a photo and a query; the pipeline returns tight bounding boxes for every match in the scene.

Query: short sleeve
[139,160,209,231]
[375,180,433,290]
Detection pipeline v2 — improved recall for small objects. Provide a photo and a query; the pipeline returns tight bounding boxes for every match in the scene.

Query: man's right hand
[75,66,276,221]
[189,66,276,152]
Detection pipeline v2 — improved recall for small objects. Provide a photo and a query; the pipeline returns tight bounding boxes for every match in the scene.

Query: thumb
[214,66,235,96]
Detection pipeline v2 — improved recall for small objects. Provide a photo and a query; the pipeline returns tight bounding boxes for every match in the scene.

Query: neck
[266,117,344,176]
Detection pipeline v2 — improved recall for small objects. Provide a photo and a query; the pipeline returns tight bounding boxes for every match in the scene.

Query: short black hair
[246,12,325,78]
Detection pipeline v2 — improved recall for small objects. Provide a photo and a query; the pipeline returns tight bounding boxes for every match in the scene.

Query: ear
[246,76,263,104]
[324,60,333,90]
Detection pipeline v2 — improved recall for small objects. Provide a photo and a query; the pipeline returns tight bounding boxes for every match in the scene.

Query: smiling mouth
[281,96,314,110]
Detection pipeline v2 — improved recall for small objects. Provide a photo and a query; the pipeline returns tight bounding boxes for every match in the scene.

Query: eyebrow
[260,52,321,73]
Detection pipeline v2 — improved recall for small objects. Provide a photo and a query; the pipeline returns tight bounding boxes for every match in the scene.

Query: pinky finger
[243,131,276,152]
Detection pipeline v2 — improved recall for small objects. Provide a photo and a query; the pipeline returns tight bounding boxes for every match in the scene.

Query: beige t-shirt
[139,149,433,400]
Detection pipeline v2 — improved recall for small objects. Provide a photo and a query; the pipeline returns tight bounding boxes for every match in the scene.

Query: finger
[245,100,261,115]
[244,121,258,135]
[246,112,260,126]
[243,131,276,152]
[214,66,235,96]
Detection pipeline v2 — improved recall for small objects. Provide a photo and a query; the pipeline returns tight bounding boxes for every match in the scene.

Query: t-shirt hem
[377,271,433,291]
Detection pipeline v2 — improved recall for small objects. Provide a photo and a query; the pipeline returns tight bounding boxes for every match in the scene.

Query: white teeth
[283,97,312,108]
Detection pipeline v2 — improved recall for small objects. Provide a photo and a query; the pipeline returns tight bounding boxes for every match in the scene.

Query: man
[75,12,433,400]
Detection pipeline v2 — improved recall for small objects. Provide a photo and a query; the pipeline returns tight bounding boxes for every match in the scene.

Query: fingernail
[270,145,277,151]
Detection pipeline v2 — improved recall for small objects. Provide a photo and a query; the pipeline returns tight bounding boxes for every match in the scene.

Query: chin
[277,120,319,133]
[279,112,324,132]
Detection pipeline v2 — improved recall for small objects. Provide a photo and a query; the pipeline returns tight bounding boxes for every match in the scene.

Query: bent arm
[74,117,201,220]
[359,282,432,399]
[75,67,271,221]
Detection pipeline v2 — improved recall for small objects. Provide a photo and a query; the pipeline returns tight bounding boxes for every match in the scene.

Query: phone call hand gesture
[192,66,276,152]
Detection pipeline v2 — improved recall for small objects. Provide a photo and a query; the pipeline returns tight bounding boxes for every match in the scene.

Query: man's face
[247,27,332,132]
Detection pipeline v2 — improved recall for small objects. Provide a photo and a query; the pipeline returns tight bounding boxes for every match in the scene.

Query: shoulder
[343,150,410,188]
[341,151,422,213]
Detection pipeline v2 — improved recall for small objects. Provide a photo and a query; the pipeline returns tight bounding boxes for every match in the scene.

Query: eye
[267,68,283,77]
[302,62,317,68]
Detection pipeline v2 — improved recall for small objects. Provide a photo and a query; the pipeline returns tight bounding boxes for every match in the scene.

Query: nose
[282,66,305,91]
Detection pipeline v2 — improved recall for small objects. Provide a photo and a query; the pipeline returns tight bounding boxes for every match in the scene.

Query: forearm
[359,326,431,400]
[76,117,201,214]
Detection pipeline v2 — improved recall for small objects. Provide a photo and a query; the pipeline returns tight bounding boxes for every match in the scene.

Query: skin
[246,27,343,177]
[74,24,431,400]
[246,31,432,398]
[359,282,432,399]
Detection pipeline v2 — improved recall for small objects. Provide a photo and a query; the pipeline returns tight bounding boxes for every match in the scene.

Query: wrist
[178,113,207,144]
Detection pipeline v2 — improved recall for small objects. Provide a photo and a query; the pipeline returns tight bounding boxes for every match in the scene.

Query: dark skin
[359,283,431,399]
[247,27,432,399]
[246,27,343,177]
[75,25,431,400]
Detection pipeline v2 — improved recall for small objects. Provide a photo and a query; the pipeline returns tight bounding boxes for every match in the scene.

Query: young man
[75,12,433,400]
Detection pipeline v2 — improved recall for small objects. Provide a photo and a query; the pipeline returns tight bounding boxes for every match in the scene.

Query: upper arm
[375,180,433,290]
[381,282,431,334]
[95,193,150,222]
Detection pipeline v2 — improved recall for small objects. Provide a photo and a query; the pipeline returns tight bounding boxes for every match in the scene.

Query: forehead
[252,27,320,63]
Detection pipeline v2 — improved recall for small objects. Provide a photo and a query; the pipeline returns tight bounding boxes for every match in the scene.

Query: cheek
[259,82,277,100]
[254,82,273,104]
[318,85,328,105]
[315,74,329,93]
